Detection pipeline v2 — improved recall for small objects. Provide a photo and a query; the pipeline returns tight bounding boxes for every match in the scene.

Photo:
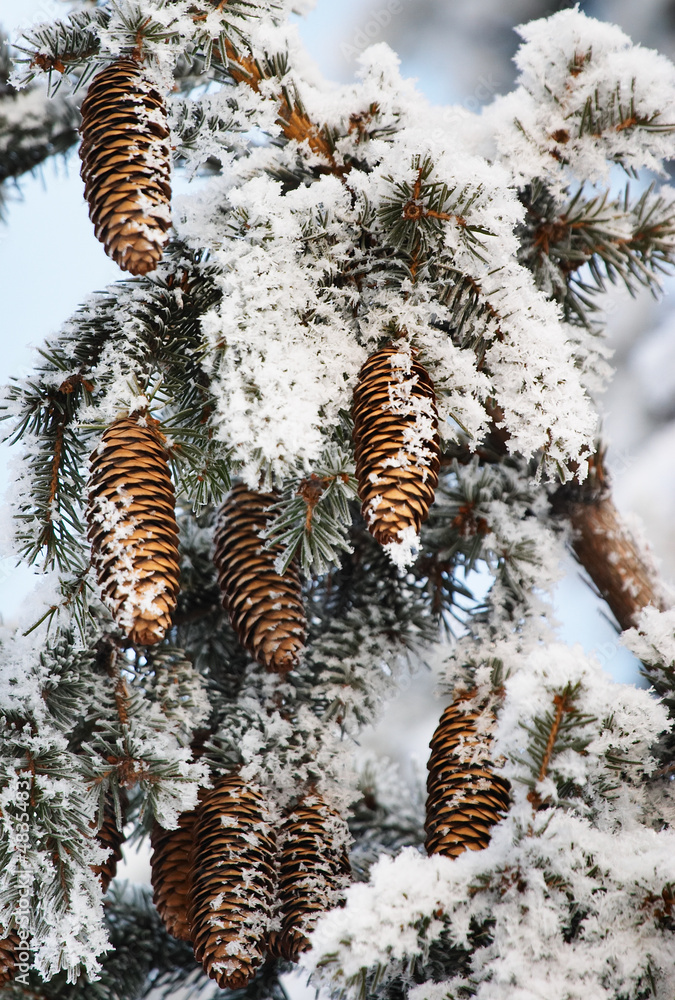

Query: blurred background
[2,4,675,984]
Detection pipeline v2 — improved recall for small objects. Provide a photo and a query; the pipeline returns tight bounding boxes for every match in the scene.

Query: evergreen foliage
[1,4,675,1000]
[0,33,79,218]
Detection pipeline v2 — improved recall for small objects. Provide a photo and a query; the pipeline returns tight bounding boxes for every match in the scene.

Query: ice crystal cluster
[2,2,675,999]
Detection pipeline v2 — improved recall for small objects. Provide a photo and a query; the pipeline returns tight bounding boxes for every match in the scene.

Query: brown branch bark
[99,639,130,727]
[218,39,350,178]
[553,452,668,631]
[567,492,666,630]
[527,688,578,817]
[537,695,567,781]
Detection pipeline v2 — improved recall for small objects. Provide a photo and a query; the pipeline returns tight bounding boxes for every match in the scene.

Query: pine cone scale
[425,695,511,860]
[86,415,180,645]
[189,775,276,990]
[151,809,199,942]
[352,343,440,549]
[79,59,171,275]
[213,484,307,672]
[269,795,350,962]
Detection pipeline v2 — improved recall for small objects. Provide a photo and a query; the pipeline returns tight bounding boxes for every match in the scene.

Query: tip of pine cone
[266,647,301,674]
[116,245,164,276]
[370,525,402,546]
[129,619,167,645]
[212,966,257,991]
[124,259,159,277]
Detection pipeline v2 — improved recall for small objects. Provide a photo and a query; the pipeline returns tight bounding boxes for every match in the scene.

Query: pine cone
[79,59,171,275]
[213,484,306,673]
[425,693,511,858]
[91,790,127,892]
[268,793,350,962]
[150,807,198,943]
[189,774,276,989]
[352,343,440,548]
[0,930,19,987]
[86,414,180,646]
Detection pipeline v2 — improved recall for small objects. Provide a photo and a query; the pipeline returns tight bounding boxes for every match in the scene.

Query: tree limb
[552,451,669,630]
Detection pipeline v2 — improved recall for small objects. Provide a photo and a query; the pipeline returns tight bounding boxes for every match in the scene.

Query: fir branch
[292,527,438,727]
[181,0,271,71]
[349,761,425,881]
[21,570,100,643]
[13,9,109,92]
[79,718,200,819]
[264,446,358,575]
[169,94,243,170]
[378,156,493,273]
[39,632,103,740]
[105,7,195,67]
[6,370,93,571]
[129,643,210,742]
[573,77,675,143]
[1,883,212,999]
[13,1,266,91]
[165,417,232,510]
[435,269,503,360]
[307,520,438,648]
[518,181,675,328]
[420,460,543,628]
[217,37,348,176]
[0,35,79,207]
[313,928,475,1000]
[516,682,595,810]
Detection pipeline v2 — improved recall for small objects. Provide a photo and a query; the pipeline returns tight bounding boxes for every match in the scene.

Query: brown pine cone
[213,484,306,673]
[91,790,127,892]
[268,793,350,962]
[0,929,19,987]
[79,59,171,275]
[86,414,180,646]
[352,343,440,548]
[189,774,276,989]
[425,692,511,859]
[150,808,198,942]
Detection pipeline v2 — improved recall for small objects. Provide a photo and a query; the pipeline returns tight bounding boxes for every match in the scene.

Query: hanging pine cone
[213,484,306,673]
[150,807,198,942]
[352,343,440,549]
[189,774,276,989]
[425,692,511,859]
[90,790,127,892]
[0,929,19,987]
[86,414,180,646]
[268,793,350,962]
[79,59,171,275]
